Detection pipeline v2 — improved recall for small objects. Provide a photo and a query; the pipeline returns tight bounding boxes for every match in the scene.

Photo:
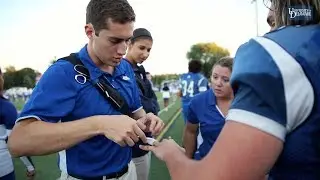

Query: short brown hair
[214,57,233,72]
[86,0,135,35]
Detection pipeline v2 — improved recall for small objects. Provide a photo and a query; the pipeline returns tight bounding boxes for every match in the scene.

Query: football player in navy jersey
[141,0,320,179]
[178,60,209,123]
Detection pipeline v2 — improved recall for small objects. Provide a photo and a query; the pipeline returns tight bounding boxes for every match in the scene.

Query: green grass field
[12,93,185,180]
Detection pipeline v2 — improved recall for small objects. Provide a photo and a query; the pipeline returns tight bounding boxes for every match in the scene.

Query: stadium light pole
[251,0,259,36]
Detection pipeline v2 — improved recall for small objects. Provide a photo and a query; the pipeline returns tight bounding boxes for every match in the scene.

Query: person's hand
[97,115,147,147]
[137,113,165,135]
[139,137,185,161]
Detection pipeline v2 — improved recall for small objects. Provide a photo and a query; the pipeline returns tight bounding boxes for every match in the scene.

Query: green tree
[5,66,16,73]
[186,42,230,78]
[3,67,38,89]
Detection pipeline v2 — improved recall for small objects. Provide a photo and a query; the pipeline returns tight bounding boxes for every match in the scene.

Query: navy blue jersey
[179,72,208,104]
[179,72,209,122]
[227,25,320,179]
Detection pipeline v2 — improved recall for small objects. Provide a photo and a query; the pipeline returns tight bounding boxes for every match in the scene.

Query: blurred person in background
[162,83,170,111]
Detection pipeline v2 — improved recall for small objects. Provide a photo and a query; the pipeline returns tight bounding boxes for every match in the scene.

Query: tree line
[2,66,39,90]
[3,41,230,89]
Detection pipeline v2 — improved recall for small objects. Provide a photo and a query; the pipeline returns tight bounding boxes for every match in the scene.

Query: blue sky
[0,0,270,74]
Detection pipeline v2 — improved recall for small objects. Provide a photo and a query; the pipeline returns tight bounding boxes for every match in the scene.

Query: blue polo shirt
[17,45,142,178]
[187,89,225,160]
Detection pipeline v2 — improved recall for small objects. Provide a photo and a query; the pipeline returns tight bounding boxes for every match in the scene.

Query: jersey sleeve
[17,62,78,123]
[179,74,186,90]
[226,37,314,141]
[198,76,209,92]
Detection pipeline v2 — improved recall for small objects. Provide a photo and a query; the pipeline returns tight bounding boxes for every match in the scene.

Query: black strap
[60,54,132,116]
[133,65,147,96]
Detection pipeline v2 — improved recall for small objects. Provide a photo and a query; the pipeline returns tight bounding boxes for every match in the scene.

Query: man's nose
[117,41,127,55]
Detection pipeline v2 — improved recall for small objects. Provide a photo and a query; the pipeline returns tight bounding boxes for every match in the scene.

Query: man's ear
[85,23,95,39]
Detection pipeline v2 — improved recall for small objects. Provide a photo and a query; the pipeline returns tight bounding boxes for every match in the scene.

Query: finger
[128,132,139,143]
[153,122,165,136]
[137,116,147,125]
[180,147,186,153]
[149,117,158,133]
[133,124,147,143]
[153,120,164,135]
[139,145,155,151]
[124,136,135,147]
[136,120,147,131]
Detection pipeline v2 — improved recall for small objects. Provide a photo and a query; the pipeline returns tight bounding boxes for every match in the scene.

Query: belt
[70,165,128,180]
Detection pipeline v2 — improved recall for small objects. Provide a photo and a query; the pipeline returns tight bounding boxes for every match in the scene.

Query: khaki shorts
[132,152,151,180]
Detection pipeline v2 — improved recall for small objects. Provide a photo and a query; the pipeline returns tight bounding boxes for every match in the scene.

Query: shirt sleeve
[126,63,143,113]
[17,62,78,123]
[3,101,18,130]
[186,100,199,124]
[226,37,314,141]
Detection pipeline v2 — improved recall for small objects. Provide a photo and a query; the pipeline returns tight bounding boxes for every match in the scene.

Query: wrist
[91,115,113,135]
[163,147,184,162]
[92,115,124,135]
[164,150,189,177]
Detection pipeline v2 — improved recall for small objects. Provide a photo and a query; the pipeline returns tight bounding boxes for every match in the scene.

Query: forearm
[183,131,197,158]
[132,108,147,120]
[165,151,197,180]
[8,116,103,157]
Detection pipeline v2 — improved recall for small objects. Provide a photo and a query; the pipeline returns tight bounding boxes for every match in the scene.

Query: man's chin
[106,59,121,67]
[112,61,121,66]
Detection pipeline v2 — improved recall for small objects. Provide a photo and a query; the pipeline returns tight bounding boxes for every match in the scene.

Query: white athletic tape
[146,137,158,146]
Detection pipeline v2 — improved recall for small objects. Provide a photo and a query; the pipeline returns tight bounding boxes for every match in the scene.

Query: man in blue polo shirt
[7,0,164,180]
